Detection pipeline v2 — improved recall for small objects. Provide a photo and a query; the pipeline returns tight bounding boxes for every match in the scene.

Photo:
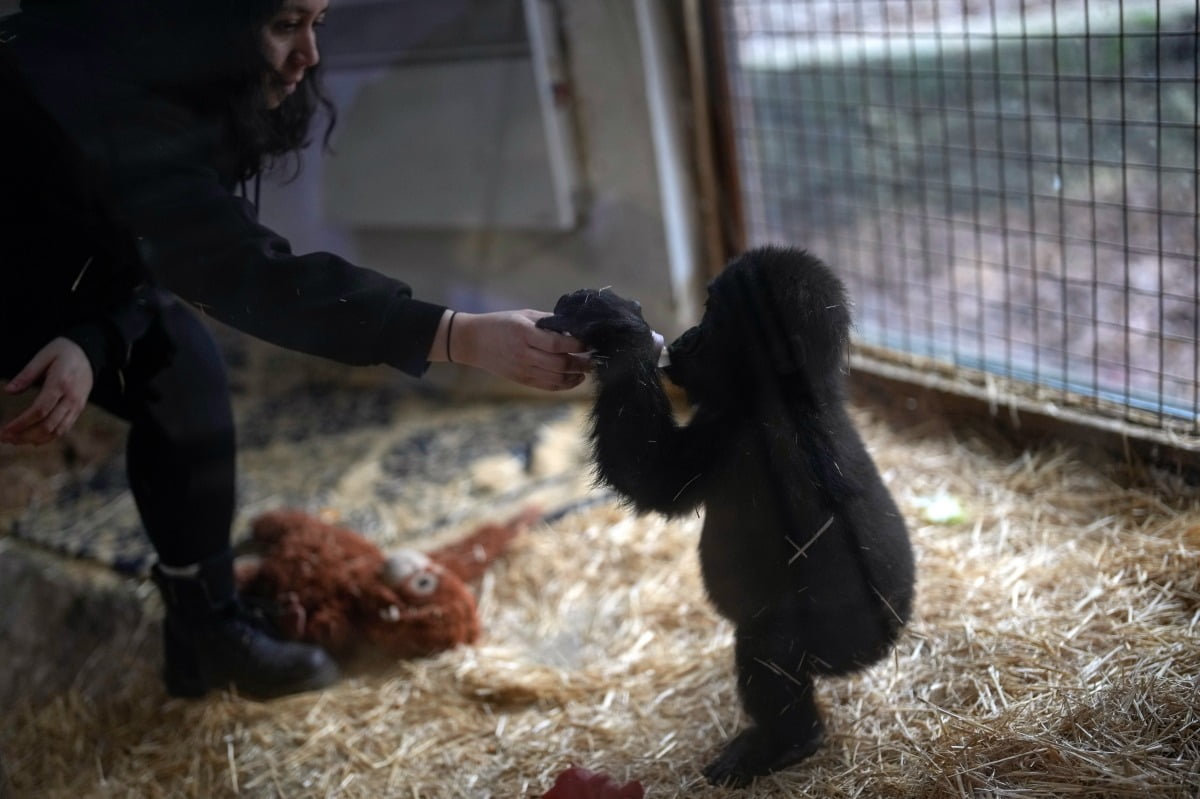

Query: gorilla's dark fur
[537,247,915,786]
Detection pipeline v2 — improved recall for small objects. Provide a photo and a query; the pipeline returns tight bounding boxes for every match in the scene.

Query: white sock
[157,562,201,578]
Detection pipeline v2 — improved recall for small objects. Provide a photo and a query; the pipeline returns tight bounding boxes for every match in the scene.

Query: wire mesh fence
[720,0,1199,439]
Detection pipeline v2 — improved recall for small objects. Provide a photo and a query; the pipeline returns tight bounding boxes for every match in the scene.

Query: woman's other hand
[436,309,592,391]
[1,337,94,446]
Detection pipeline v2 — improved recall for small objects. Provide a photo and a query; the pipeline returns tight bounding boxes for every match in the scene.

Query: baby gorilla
[537,246,915,786]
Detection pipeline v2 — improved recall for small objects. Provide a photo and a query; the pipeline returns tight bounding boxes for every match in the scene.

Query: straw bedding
[2,398,1198,798]
[1,383,589,576]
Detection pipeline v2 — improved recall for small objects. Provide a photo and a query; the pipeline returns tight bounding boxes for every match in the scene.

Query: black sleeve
[8,35,447,378]
[128,176,446,377]
[109,105,446,377]
[0,41,159,378]
[59,289,159,377]
[59,321,117,377]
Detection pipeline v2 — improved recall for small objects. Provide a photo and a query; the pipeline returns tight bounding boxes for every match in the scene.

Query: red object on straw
[542,766,645,799]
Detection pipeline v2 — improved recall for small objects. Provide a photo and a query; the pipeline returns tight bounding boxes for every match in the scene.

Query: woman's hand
[1,337,94,446]
[435,309,591,391]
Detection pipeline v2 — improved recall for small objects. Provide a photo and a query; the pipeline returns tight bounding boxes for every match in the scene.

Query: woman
[0,0,588,699]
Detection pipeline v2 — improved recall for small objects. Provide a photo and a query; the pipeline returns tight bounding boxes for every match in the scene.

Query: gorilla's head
[663,247,851,408]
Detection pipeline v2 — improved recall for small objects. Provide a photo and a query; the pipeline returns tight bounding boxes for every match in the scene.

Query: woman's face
[261,0,328,109]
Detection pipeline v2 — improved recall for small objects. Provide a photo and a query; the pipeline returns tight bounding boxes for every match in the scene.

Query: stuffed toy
[235,506,539,659]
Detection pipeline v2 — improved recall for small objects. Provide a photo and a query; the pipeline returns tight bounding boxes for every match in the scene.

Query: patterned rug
[7,382,608,575]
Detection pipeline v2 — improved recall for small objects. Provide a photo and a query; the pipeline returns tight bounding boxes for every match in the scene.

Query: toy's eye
[383,549,430,586]
[409,572,439,596]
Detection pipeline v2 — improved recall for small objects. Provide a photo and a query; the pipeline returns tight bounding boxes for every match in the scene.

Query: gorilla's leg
[703,596,825,787]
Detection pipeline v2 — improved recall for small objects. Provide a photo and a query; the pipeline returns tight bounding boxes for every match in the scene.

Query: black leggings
[4,301,238,567]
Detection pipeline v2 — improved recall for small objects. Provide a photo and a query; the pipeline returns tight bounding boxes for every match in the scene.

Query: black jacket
[0,42,157,377]
[2,2,446,378]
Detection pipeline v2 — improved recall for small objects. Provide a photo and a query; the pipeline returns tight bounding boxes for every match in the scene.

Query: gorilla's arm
[537,289,715,516]
[588,358,718,516]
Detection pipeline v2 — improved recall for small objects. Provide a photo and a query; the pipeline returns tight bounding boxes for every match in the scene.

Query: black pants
[3,300,236,567]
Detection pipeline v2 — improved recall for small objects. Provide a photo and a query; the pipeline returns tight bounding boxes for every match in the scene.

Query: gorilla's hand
[536,288,658,376]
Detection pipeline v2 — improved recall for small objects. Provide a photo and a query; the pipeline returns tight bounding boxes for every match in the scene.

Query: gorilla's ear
[726,250,852,378]
[731,269,804,375]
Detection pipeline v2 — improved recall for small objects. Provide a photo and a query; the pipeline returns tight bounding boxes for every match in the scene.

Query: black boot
[151,549,339,699]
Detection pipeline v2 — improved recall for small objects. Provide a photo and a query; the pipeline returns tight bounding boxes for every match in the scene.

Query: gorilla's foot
[701,722,824,787]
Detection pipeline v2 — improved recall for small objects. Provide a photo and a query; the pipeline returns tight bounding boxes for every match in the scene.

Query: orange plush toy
[235,506,537,659]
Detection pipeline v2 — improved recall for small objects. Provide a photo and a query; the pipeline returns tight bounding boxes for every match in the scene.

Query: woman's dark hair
[14,1,332,179]
[149,0,337,181]
[231,0,338,181]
